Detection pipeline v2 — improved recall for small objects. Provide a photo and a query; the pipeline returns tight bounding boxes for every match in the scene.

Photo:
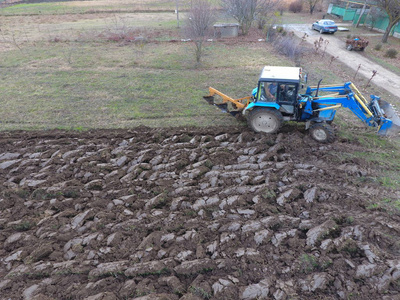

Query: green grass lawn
[0,0,192,15]
[0,3,398,132]
[0,39,278,130]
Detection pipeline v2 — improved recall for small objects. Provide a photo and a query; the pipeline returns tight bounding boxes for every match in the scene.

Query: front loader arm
[313,94,374,123]
[305,81,400,135]
[305,82,352,95]
[311,92,393,133]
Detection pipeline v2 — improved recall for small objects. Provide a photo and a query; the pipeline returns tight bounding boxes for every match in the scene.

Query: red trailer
[346,37,369,51]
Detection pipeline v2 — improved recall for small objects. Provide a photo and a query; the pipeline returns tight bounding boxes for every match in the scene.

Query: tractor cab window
[256,82,297,103]
[256,81,278,102]
[277,83,297,104]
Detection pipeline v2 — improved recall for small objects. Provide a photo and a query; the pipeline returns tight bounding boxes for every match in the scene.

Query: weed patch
[13,221,35,232]
[189,286,212,299]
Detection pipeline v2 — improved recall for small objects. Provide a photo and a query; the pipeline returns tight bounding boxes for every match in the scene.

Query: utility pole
[355,0,367,28]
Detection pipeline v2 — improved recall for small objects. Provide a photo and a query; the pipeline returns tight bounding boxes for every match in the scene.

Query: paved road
[286,24,400,102]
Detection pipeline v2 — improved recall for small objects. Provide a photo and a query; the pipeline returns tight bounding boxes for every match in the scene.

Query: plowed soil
[1,126,400,300]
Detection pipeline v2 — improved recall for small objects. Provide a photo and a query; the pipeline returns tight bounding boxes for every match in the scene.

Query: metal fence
[329,3,400,38]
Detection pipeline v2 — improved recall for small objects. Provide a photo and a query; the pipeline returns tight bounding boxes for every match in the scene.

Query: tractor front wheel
[248,108,283,134]
[309,122,335,143]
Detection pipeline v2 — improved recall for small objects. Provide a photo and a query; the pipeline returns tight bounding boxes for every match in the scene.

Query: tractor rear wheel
[309,122,335,143]
[248,108,283,134]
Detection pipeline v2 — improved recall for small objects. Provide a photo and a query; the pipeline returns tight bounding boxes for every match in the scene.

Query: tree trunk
[381,21,397,43]
[176,0,180,28]
[355,1,367,28]
[381,29,390,43]
[240,19,252,36]
[195,41,203,63]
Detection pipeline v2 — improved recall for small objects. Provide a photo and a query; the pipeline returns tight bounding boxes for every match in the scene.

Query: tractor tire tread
[309,122,335,143]
[248,108,283,134]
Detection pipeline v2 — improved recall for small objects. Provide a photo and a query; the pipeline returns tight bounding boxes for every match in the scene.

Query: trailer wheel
[309,123,335,143]
[249,108,283,134]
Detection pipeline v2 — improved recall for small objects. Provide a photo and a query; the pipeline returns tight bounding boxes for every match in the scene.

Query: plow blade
[203,87,252,117]
[203,96,229,113]
[378,100,400,136]
[203,95,215,106]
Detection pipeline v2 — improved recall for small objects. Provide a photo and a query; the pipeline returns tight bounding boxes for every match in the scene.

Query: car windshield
[323,21,335,25]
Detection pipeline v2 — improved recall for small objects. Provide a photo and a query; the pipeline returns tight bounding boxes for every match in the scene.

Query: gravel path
[287,24,400,102]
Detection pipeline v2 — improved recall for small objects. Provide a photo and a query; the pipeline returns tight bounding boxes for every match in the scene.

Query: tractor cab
[252,66,303,117]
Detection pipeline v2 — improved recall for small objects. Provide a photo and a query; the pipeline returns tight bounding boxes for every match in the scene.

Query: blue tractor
[204,66,400,143]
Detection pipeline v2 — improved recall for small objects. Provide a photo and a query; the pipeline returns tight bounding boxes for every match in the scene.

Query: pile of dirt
[1,126,400,300]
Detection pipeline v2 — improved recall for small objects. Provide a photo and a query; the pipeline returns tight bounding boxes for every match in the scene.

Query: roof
[259,66,301,82]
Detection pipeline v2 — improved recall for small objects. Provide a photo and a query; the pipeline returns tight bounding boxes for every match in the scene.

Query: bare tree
[183,0,216,64]
[376,0,400,43]
[255,0,278,30]
[272,33,307,64]
[305,0,321,14]
[221,0,277,35]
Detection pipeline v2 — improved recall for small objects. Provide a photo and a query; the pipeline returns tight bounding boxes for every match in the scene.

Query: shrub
[273,34,306,62]
[289,0,302,13]
[384,48,398,58]
[276,26,285,33]
[257,18,267,30]
[374,44,382,51]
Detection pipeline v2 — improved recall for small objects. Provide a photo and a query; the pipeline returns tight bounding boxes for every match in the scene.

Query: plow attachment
[378,100,400,136]
[203,87,252,117]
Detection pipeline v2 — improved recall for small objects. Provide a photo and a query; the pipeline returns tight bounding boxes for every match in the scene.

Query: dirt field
[1,127,400,299]
[1,2,400,299]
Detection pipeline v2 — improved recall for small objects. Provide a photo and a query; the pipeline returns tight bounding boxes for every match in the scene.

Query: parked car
[312,19,338,34]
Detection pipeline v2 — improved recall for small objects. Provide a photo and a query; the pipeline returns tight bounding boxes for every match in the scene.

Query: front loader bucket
[378,100,400,136]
